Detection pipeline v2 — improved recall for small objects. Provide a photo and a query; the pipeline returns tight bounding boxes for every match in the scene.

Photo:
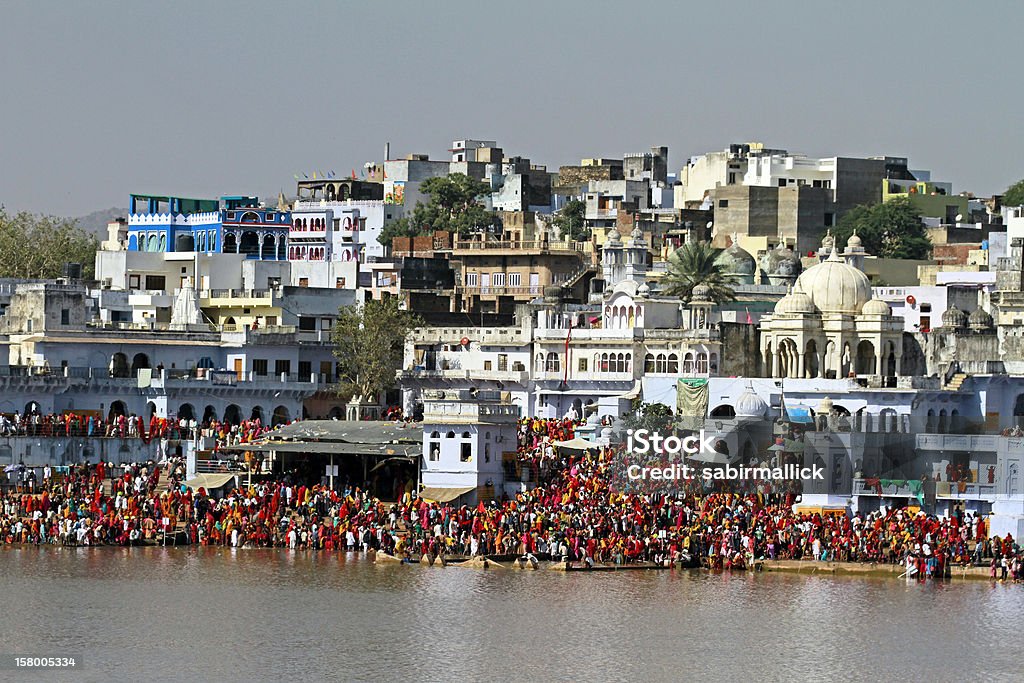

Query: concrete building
[420,388,519,504]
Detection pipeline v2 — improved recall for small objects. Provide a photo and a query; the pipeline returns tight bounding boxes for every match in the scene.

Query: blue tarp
[785,405,813,423]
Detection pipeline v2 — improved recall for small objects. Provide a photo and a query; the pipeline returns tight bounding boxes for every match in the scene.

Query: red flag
[351,169,357,179]
[563,320,572,385]
[745,308,753,325]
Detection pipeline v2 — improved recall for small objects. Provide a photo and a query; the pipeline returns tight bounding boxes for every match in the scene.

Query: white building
[420,388,518,503]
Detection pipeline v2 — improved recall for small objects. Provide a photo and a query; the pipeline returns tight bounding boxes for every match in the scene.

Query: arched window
[624,354,631,373]
[655,353,667,373]
[535,353,544,372]
[709,353,719,374]
[697,352,708,374]
[461,431,471,439]
[600,353,609,373]
[545,352,560,373]
[644,353,655,373]
[667,353,678,374]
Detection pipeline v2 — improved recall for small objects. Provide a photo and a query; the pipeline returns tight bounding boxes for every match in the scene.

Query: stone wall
[719,322,760,376]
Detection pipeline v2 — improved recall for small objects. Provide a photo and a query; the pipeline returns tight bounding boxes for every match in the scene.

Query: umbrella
[4,464,24,473]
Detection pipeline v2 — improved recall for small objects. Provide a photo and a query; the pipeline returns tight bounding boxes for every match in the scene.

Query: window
[145,275,165,290]
[920,303,932,313]
[460,443,472,462]
[298,361,311,378]
[484,360,492,371]
[129,275,140,289]
[266,213,275,221]
[320,318,333,330]
[507,272,521,287]
[336,277,346,288]
[298,277,309,287]
[718,199,729,208]
[60,309,69,325]
[492,272,505,287]
[545,352,560,373]
[578,357,588,372]
[252,359,268,376]
[298,317,316,331]
[466,272,478,287]
[779,179,788,187]
[274,359,291,375]
[498,354,508,371]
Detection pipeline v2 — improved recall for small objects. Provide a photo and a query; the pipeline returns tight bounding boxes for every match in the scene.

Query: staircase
[944,373,968,391]
[562,263,596,290]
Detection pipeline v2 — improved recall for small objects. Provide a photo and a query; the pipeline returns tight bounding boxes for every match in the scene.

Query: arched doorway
[239,231,260,257]
[223,404,242,426]
[262,234,276,259]
[250,405,264,423]
[222,232,238,253]
[24,401,40,415]
[178,403,195,422]
[202,405,218,425]
[131,353,150,377]
[176,234,195,252]
[108,401,128,420]
[709,404,736,418]
[1014,394,1024,428]
[271,405,291,426]
[146,401,157,420]
[805,340,819,378]
[110,353,129,378]
[855,340,875,376]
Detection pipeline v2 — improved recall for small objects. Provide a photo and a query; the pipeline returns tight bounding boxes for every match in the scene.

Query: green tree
[0,207,99,279]
[661,241,737,303]
[622,401,675,433]
[331,297,422,405]
[1003,179,1024,208]
[552,199,589,241]
[833,197,930,260]
[377,173,500,245]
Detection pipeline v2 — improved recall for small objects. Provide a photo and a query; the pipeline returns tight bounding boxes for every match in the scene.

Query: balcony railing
[453,239,584,253]
[458,285,542,297]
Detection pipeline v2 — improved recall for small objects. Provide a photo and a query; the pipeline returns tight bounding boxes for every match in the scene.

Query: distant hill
[73,207,128,239]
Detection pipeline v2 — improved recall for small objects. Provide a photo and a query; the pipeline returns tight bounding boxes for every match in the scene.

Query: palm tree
[661,241,738,303]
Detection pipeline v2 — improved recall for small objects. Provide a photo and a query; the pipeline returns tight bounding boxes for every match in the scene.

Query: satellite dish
[706,221,713,229]
[955,214,963,222]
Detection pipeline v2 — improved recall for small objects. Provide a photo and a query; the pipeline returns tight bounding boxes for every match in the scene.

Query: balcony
[400,368,529,384]
[453,239,584,255]
[853,478,996,501]
[458,285,542,298]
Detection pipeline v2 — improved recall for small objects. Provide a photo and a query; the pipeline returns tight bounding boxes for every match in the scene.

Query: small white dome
[735,384,768,418]
[606,228,622,245]
[861,298,890,316]
[637,282,651,297]
[774,289,816,315]
[847,232,863,248]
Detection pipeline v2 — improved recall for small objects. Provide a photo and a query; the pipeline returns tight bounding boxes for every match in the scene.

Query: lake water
[1,547,1022,682]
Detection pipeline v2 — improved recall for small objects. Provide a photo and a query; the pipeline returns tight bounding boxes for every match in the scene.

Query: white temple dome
[861,298,890,316]
[793,249,871,314]
[774,289,816,315]
[735,384,768,418]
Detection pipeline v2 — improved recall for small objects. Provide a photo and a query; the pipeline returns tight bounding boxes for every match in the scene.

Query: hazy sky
[2,0,1021,217]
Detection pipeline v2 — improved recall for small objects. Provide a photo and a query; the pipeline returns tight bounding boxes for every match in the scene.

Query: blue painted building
[126,194,290,260]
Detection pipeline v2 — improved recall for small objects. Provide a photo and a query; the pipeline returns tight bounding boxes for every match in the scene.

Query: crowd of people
[1,416,1022,583]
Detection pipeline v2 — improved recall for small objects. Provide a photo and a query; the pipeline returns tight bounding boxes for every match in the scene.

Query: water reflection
[0,547,1021,680]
